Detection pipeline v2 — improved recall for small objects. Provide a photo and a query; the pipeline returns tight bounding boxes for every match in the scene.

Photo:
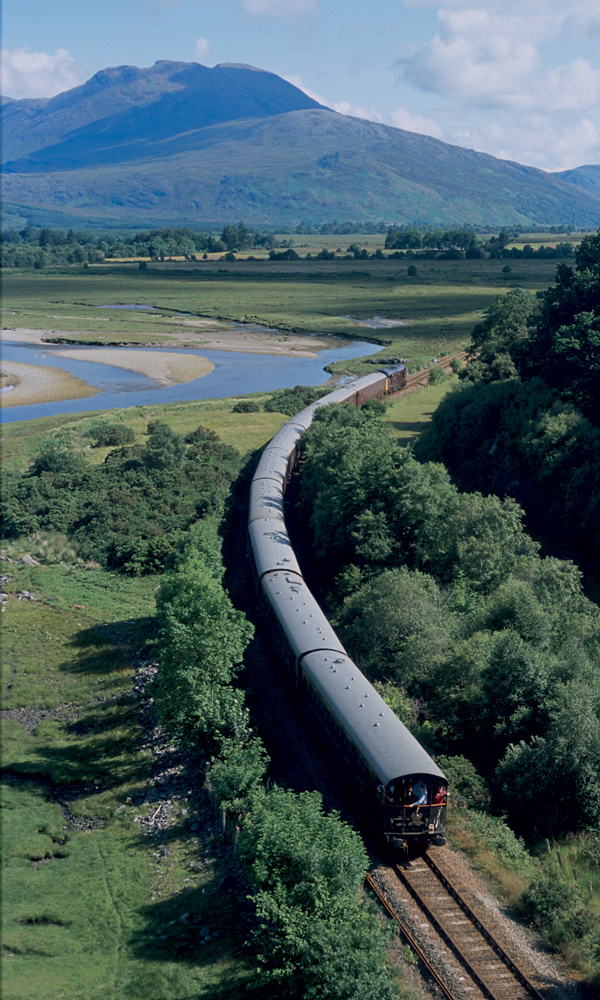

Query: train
[248,366,447,850]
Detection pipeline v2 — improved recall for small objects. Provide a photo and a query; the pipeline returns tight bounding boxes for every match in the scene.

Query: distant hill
[557,165,600,200]
[3,60,600,228]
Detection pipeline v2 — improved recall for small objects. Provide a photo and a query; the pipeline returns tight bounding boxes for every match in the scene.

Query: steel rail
[423,853,546,1000]
[394,862,502,1000]
[364,872,459,1000]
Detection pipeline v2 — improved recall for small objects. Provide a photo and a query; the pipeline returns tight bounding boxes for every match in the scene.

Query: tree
[154,561,253,739]
[461,287,537,383]
[439,492,537,592]
[141,422,186,470]
[497,678,600,834]
[338,567,452,690]
[517,231,600,423]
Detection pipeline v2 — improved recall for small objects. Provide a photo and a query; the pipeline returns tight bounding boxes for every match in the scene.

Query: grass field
[384,375,459,445]
[1,542,257,1000]
[1,256,560,371]
[0,395,287,474]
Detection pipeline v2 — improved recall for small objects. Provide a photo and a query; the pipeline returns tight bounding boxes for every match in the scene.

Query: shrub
[460,809,533,876]
[522,870,592,947]
[264,385,326,416]
[361,397,386,416]
[85,421,135,447]
[207,735,268,816]
[436,754,490,810]
[428,366,447,385]
[232,400,260,413]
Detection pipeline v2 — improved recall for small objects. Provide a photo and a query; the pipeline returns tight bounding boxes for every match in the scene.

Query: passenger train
[248,366,447,850]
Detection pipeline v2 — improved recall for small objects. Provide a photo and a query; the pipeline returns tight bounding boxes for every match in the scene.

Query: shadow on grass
[67,615,157,676]
[4,694,149,791]
[129,854,278,1000]
[389,418,431,436]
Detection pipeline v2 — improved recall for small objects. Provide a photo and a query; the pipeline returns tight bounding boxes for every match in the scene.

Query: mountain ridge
[3,60,600,228]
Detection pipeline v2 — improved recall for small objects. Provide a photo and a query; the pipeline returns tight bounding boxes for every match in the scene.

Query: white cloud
[399,8,600,114]
[389,106,444,139]
[431,112,600,172]
[0,47,86,100]
[283,74,328,105]
[332,101,384,122]
[243,0,317,14]
[194,37,210,60]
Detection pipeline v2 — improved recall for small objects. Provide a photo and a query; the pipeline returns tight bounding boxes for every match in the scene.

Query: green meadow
[1,544,257,1000]
[1,255,560,370]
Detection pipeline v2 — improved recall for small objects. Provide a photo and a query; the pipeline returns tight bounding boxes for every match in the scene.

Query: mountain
[3,61,600,228]
[557,165,600,200]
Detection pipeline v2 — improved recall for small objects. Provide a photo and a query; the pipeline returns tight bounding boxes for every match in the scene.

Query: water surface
[1,339,381,424]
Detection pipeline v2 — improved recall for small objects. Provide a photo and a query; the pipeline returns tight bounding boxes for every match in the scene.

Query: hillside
[557,164,600,199]
[3,60,600,228]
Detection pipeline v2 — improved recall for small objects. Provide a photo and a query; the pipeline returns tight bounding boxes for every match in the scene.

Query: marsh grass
[1,257,559,352]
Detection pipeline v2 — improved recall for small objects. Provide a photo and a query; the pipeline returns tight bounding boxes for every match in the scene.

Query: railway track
[368,851,547,1000]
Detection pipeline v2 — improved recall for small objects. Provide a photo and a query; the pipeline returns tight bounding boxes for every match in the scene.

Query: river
[0,338,382,424]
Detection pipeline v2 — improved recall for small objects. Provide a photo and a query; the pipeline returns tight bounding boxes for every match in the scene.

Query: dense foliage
[238,789,398,1000]
[297,404,600,838]
[264,385,330,416]
[416,230,600,565]
[0,422,240,574]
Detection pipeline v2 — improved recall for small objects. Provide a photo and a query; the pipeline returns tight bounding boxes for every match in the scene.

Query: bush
[407,265,418,276]
[522,870,592,947]
[85,421,136,448]
[207,735,268,816]
[361,397,386,416]
[428,366,447,385]
[264,385,326,416]
[2,424,240,574]
[460,809,533,876]
[232,400,260,413]
[436,754,490,810]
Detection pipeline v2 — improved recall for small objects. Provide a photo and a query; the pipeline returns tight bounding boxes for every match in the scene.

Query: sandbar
[0,362,98,408]
[52,349,215,386]
[1,327,341,357]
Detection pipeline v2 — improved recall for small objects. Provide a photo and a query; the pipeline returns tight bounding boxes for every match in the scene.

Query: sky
[2,0,600,173]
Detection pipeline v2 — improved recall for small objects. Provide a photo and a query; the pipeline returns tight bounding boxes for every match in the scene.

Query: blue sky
[2,0,600,172]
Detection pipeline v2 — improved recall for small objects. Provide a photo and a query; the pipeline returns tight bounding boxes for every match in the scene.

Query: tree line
[1,220,582,268]
[384,226,576,259]
[418,230,600,563]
